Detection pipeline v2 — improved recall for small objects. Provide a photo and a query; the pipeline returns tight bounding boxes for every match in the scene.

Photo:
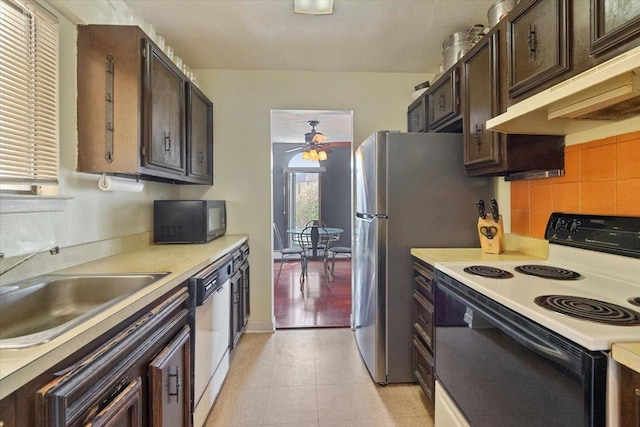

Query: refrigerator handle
[356,212,388,222]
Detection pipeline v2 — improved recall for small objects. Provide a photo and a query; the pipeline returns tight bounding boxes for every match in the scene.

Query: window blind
[0,0,58,194]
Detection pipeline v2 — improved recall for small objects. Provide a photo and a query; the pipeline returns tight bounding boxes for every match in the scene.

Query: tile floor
[204,328,434,426]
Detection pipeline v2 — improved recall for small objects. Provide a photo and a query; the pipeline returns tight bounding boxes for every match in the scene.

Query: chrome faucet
[0,246,60,277]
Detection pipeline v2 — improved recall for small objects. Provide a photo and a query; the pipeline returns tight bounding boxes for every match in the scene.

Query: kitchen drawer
[414,261,434,301]
[413,291,434,350]
[413,337,435,403]
[407,94,428,132]
[428,66,461,132]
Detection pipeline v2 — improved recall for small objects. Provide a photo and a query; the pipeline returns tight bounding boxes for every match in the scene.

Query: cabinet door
[36,288,189,427]
[413,261,434,302]
[619,364,640,426]
[240,261,250,327]
[144,42,186,174]
[407,95,427,132]
[187,84,213,184]
[85,378,142,427]
[591,0,640,55]
[149,326,191,427]
[0,392,16,427]
[413,338,435,403]
[507,0,569,98]
[463,32,502,170]
[428,67,461,131]
[413,292,434,350]
[230,272,242,349]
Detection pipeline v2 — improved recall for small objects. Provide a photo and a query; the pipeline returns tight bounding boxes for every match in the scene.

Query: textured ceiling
[125,0,498,74]
[271,110,353,144]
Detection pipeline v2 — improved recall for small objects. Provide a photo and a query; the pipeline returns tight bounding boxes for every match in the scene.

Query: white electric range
[433,213,640,427]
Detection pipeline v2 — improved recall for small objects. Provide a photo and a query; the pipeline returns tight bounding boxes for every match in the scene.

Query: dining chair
[298,225,332,289]
[303,219,326,228]
[273,223,305,283]
[303,220,328,250]
[327,246,351,281]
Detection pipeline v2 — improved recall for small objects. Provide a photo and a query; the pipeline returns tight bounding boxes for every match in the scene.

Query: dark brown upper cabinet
[428,65,462,132]
[77,25,213,185]
[462,32,502,170]
[590,0,640,55]
[506,0,570,98]
[463,20,565,177]
[187,84,214,184]
[407,92,428,132]
[143,41,186,176]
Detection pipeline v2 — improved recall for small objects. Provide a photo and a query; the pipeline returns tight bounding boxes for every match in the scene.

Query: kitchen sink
[0,272,169,349]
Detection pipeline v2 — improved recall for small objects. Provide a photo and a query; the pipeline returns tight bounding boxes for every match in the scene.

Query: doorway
[271,109,353,329]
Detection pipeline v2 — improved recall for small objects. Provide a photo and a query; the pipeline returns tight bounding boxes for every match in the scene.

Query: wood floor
[274,258,352,329]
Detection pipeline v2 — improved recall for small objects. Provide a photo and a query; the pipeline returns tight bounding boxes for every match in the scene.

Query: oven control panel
[545,213,640,258]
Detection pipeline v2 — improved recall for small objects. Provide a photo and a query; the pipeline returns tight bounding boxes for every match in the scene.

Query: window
[0,0,58,195]
[285,153,326,244]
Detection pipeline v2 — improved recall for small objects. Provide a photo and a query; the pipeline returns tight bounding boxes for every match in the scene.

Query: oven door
[434,270,607,427]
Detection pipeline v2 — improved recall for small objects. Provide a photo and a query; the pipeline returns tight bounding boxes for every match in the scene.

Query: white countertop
[0,234,248,400]
[412,236,640,352]
[411,234,549,265]
[612,343,640,373]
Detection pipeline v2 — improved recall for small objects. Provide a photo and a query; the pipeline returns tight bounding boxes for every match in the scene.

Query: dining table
[286,227,343,259]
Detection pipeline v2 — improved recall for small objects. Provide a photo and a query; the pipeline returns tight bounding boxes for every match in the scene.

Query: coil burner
[628,297,640,307]
[515,265,581,280]
[535,295,640,325]
[463,266,514,279]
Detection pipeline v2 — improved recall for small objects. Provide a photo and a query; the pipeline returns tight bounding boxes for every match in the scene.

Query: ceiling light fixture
[285,120,333,161]
[294,0,334,15]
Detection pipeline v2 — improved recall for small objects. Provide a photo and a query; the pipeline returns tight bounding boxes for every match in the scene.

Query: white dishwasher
[190,255,233,427]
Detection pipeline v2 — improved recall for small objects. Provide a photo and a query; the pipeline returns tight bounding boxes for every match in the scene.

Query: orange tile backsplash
[511,131,640,238]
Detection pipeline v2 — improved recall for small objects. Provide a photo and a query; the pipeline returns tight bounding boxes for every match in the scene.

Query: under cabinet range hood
[487,46,640,135]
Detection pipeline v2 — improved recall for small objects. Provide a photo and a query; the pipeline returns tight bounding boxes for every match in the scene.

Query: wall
[320,146,352,248]
[0,2,179,280]
[510,131,640,238]
[180,70,429,330]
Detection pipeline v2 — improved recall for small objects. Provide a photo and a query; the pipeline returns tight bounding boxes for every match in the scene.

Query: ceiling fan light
[302,151,311,160]
[294,0,334,15]
[310,149,319,160]
[318,150,328,161]
[313,133,327,143]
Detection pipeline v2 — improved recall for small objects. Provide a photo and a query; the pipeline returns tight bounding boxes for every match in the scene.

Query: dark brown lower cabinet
[413,338,435,402]
[0,392,16,426]
[34,287,191,427]
[86,377,142,427]
[240,259,250,329]
[149,326,191,427]
[412,258,436,404]
[619,363,640,426]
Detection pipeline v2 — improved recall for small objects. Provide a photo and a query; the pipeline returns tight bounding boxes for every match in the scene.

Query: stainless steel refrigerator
[353,131,492,384]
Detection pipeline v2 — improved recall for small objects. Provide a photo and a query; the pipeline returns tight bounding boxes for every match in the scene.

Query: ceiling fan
[285,120,350,161]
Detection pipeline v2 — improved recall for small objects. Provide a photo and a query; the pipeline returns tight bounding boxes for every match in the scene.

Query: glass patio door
[286,170,322,244]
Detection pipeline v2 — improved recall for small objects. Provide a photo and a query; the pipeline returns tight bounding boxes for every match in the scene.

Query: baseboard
[245,318,275,333]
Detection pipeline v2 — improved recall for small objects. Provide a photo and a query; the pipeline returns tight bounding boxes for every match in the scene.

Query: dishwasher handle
[203,276,218,294]
[192,257,233,306]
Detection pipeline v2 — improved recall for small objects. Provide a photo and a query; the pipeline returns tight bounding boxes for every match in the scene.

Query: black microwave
[154,200,226,244]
